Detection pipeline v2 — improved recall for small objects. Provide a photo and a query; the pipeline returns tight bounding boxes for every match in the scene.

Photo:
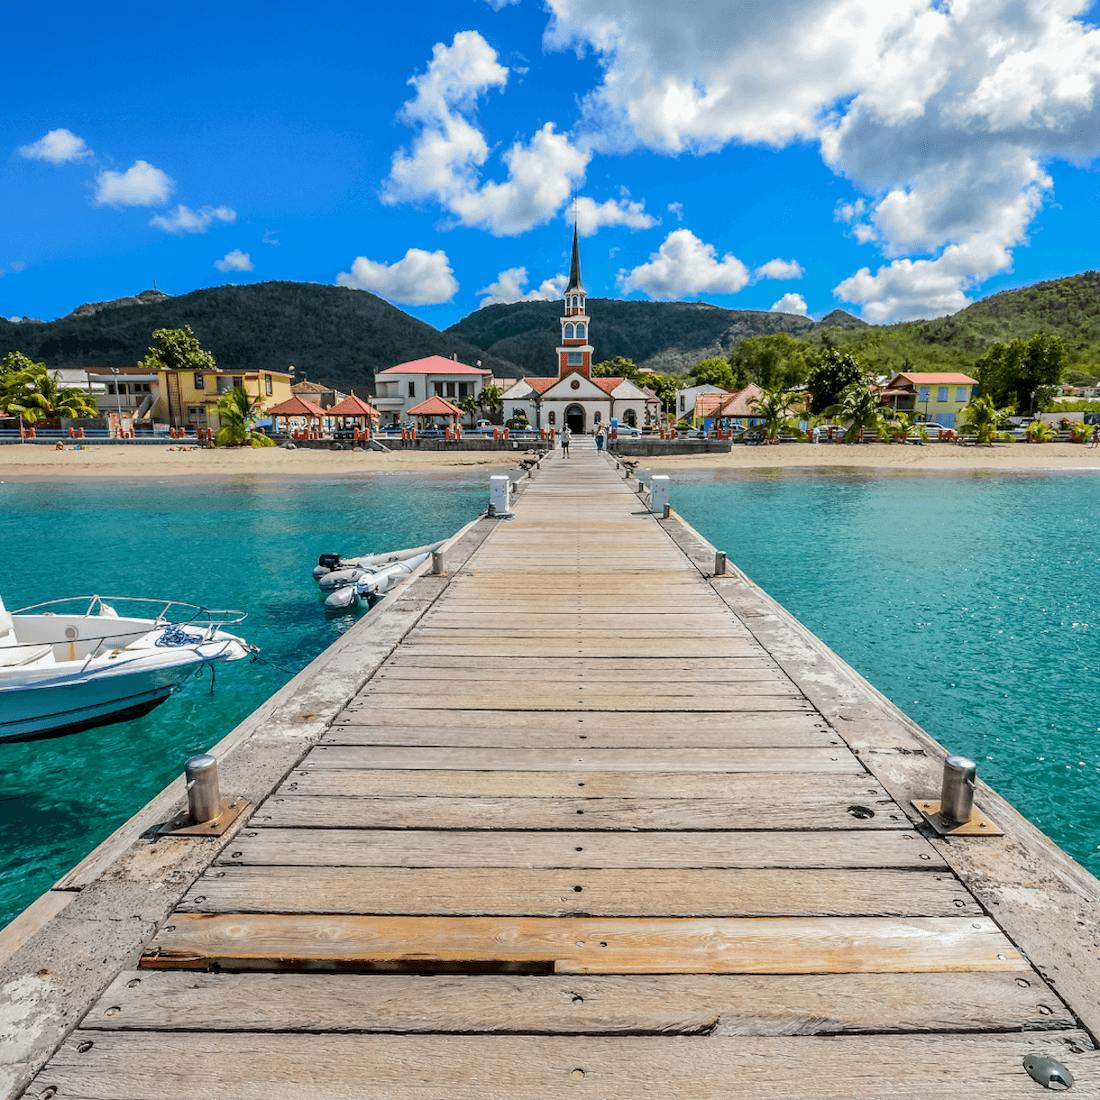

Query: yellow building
[883,372,979,428]
[88,366,293,428]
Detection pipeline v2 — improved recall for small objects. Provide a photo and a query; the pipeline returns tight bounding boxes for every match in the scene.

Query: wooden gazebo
[407,395,463,430]
[267,395,325,438]
[328,393,381,429]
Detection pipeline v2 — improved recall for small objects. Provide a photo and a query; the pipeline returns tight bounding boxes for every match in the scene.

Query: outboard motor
[313,553,343,579]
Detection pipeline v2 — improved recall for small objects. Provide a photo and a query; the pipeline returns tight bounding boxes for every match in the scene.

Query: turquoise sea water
[675,468,1100,876]
[0,473,486,926]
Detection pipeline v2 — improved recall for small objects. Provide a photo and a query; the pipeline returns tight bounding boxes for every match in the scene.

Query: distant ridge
[3,271,1099,389]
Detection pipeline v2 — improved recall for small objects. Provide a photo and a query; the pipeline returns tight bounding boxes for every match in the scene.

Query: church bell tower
[556,223,593,378]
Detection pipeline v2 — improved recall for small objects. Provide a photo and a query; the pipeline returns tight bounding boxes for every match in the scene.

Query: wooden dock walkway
[14,441,1100,1097]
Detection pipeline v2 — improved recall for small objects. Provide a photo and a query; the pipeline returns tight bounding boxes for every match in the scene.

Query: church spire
[565,220,584,294]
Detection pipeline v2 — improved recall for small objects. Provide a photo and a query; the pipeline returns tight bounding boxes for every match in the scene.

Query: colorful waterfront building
[881,372,979,428]
[373,356,495,426]
[87,364,293,429]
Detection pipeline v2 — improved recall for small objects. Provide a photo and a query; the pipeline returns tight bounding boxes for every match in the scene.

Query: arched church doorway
[623,408,637,427]
[565,404,585,433]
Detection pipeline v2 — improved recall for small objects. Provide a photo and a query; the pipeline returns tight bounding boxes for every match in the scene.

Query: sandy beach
[1,441,1099,479]
[0,445,514,479]
[651,442,1100,473]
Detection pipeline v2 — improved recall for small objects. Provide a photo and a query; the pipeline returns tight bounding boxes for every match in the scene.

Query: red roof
[407,395,464,417]
[515,377,557,394]
[593,377,624,395]
[378,355,489,376]
[328,394,380,419]
[266,395,325,417]
[893,372,978,386]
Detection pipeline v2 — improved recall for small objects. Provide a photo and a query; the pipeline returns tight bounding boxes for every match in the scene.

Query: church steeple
[557,221,592,378]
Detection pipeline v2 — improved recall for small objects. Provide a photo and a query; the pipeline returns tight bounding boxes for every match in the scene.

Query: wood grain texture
[143,914,1027,975]
[256,793,907,831]
[303,745,861,773]
[176,866,978,917]
[85,970,1072,1035]
[222,828,946,869]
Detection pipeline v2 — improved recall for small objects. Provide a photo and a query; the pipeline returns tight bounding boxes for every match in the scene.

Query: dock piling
[184,754,221,825]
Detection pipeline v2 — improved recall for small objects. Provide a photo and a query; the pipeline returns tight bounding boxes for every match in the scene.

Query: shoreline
[1,441,1100,479]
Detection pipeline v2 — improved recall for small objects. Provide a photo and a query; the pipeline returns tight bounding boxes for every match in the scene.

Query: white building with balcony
[373,356,494,425]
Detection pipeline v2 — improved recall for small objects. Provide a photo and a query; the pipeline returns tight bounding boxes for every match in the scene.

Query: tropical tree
[477,384,503,422]
[1025,418,1055,443]
[138,325,217,374]
[593,356,642,382]
[1,361,98,424]
[748,385,799,442]
[976,332,1066,413]
[690,356,744,391]
[958,395,1013,445]
[880,410,913,443]
[0,350,45,383]
[732,333,812,389]
[823,375,884,442]
[806,347,865,414]
[458,395,479,423]
[215,386,274,446]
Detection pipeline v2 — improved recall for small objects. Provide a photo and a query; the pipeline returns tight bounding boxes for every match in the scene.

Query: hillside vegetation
[2,271,1097,393]
[0,282,515,393]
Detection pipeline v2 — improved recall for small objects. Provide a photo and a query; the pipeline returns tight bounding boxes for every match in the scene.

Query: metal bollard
[714,550,728,576]
[431,550,445,575]
[662,503,671,519]
[940,754,977,824]
[185,754,222,825]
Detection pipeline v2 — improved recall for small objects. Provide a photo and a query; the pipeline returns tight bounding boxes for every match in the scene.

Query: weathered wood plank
[176,866,977,917]
[322,726,840,748]
[257,793,906,831]
[280,769,887,801]
[84,970,1072,1035]
[142,914,1027,974]
[39,1030,1098,1100]
[220,827,945,869]
[352,693,814,712]
[303,745,861,774]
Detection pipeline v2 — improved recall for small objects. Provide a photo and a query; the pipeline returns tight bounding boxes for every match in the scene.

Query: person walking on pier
[561,427,571,457]
[595,426,606,452]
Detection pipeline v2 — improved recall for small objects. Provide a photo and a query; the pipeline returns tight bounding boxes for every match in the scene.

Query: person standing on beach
[1091,425,1100,449]
[561,427,571,457]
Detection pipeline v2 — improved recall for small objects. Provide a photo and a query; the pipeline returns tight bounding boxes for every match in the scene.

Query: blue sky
[2,0,1099,328]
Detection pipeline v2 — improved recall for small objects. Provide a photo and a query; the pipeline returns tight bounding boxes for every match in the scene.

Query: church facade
[501,228,657,434]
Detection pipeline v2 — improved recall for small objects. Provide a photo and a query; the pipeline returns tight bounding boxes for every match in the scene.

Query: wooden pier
[5,440,1100,1097]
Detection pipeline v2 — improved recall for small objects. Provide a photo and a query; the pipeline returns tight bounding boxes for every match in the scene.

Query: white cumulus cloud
[18,128,92,164]
[214,249,253,273]
[150,204,236,235]
[572,195,657,236]
[478,266,567,307]
[755,258,804,281]
[667,201,684,221]
[619,229,750,300]
[484,0,520,8]
[336,247,458,306]
[383,30,589,235]
[770,292,808,316]
[94,160,173,207]
[544,0,1100,320]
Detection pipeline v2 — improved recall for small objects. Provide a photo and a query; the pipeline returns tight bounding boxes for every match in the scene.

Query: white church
[501,228,658,434]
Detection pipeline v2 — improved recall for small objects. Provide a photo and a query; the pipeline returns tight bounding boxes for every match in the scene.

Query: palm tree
[749,385,798,442]
[458,395,479,425]
[1025,418,1055,443]
[477,385,503,423]
[1,363,97,424]
[823,377,884,443]
[215,386,274,447]
[959,395,1013,445]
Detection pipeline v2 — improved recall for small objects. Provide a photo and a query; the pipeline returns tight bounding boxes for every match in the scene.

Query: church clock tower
[556,224,593,379]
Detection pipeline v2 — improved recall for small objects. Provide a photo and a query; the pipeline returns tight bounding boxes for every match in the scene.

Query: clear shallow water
[0,473,485,926]
[676,468,1100,876]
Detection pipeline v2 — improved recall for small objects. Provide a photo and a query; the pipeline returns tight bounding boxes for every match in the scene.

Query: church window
[594,410,602,425]
[408,381,416,397]
[576,323,586,339]
[564,323,575,339]
[548,410,556,426]
[567,352,583,366]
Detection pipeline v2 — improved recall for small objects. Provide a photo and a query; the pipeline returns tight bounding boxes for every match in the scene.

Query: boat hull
[0,662,199,742]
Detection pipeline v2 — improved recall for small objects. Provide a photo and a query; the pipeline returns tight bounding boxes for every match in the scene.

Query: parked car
[612,425,643,438]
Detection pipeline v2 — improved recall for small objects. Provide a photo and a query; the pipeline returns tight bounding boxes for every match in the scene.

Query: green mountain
[446,298,816,375]
[3,271,1097,393]
[809,272,1100,375]
[0,282,516,393]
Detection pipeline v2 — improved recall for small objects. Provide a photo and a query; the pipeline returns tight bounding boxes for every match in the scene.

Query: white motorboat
[322,552,432,610]
[313,540,445,585]
[0,595,253,742]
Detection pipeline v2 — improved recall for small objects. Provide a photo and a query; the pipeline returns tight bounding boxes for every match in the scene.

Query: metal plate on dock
[911,800,1004,837]
[157,798,251,838]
